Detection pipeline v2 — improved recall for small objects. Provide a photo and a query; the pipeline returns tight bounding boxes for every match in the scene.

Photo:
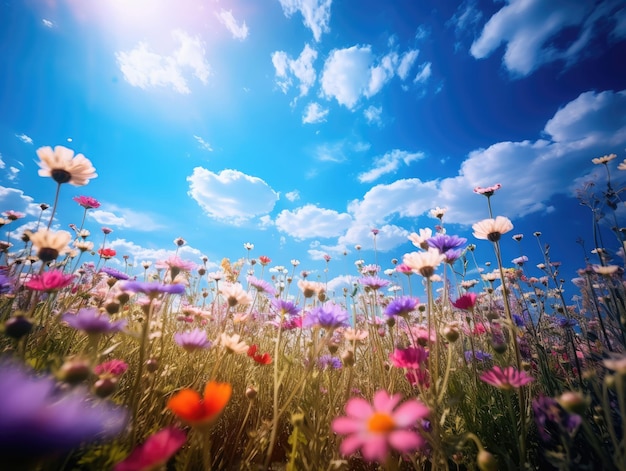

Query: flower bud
[246,386,257,401]
[557,391,588,415]
[145,358,159,373]
[443,324,460,342]
[477,450,498,471]
[105,302,120,315]
[58,358,91,384]
[94,377,118,398]
[117,292,130,305]
[4,315,33,340]
[491,342,507,355]
[341,350,355,367]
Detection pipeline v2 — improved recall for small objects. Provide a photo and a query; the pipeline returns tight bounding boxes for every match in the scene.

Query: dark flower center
[487,232,501,242]
[51,169,72,184]
[38,248,59,262]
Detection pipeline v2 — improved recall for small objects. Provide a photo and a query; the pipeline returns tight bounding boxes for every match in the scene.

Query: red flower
[98,248,116,259]
[452,293,478,311]
[247,344,272,365]
[114,426,186,471]
[167,381,232,428]
[258,255,271,266]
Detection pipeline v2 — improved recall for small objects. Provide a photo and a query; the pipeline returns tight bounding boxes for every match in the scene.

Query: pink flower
[114,426,186,471]
[25,270,74,293]
[73,196,101,209]
[101,227,113,235]
[474,183,502,197]
[480,366,534,391]
[324,254,331,262]
[3,210,25,221]
[452,293,478,311]
[389,347,428,369]
[94,359,128,377]
[332,390,429,462]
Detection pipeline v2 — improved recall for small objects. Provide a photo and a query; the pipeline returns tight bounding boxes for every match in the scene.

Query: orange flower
[167,381,232,428]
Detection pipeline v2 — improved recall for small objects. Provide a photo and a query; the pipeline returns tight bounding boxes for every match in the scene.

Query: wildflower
[247,276,276,296]
[474,183,502,197]
[62,308,127,335]
[94,359,128,377]
[512,234,523,241]
[167,380,232,429]
[100,266,130,280]
[472,216,514,242]
[258,255,271,265]
[603,354,626,374]
[384,296,419,318]
[0,359,126,468]
[343,327,368,342]
[452,293,478,311]
[591,153,617,165]
[155,255,196,278]
[36,145,97,185]
[271,298,301,317]
[427,234,467,253]
[27,228,72,262]
[389,346,428,369]
[532,395,581,444]
[429,206,447,219]
[332,390,429,462]
[174,329,212,352]
[73,196,101,209]
[173,237,186,247]
[74,239,94,252]
[304,303,349,331]
[25,270,74,293]
[3,210,25,220]
[219,333,249,354]
[247,345,272,365]
[122,281,186,297]
[298,279,325,298]
[618,158,626,170]
[512,255,528,266]
[219,282,253,307]
[243,242,254,251]
[359,276,390,290]
[114,426,186,471]
[98,247,117,259]
[465,350,493,362]
[318,355,342,370]
[402,248,445,278]
[480,366,534,391]
[102,227,113,234]
[592,264,619,276]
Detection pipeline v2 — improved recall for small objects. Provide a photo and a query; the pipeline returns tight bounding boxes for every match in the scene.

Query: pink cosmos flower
[94,359,128,377]
[101,227,113,235]
[452,293,478,311]
[474,183,502,196]
[114,426,186,471]
[25,270,74,293]
[480,366,534,391]
[323,254,331,262]
[332,390,429,462]
[3,210,25,221]
[389,346,428,369]
[72,196,101,209]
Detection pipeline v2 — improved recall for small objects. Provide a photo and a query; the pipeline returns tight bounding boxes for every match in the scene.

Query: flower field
[1,146,626,470]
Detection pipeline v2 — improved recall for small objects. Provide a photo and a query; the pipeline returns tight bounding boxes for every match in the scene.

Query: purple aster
[532,395,581,444]
[62,308,126,335]
[0,270,13,294]
[427,233,467,254]
[174,328,212,352]
[556,317,577,328]
[271,298,301,317]
[122,281,186,297]
[443,249,463,264]
[317,355,342,370]
[358,276,390,290]
[0,359,127,468]
[512,314,525,328]
[247,276,276,296]
[303,303,349,330]
[465,350,493,362]
[100,267,130,280]
[384,296,419,318]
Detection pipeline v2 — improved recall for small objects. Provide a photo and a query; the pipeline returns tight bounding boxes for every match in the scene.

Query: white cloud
[302,102,329,123]
[320,45,373,109]
[116,29,210,94]
[271,44,317,96]
[338,223,410,252]
[278,0,332,42]
[276,204,352,239]
[0,186,42,217]
[313,139,369,163]
[470,0,623,77]
[109,238,209,271]
[285,190,300,202]
[194,135,213,151]
[7,167,20,182]
[397,49,419,80]
[364,105,383,126]
[0,154,5,169]
[89,205,165,232]
[187,167,279,223]
[216,9,249,40]
[42,19,53,28]
[358,149,425,183]
[15,133,33,144]
[368,52,398,97]
[413,62,432,84]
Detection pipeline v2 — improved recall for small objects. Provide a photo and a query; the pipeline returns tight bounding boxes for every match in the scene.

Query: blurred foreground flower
[27,228,72,262]
[332,390,429,463]
[25,269,74,293]
[36,145,97,186]
[480,366,534,391]
[62,308,127,335]
[167,380,232,429]
[472,216,513,242]
[114,426,186,471]
[0,359,126,468]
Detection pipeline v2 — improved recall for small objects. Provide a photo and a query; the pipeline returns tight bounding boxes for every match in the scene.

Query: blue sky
[1,0,626,297]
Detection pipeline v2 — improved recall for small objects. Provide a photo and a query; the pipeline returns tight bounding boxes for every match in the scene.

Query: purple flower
[512,314,525,328]
[303,303,349,330]
[465,350,493,362]
[271,299,301,317]
[358,276,390,290]
[426,234,467,254]
[100,267,130,280]
[532,395,581,444]
[174,329,212,352]
[122,281,186,297]
[317,355,342,370]
[62,308,126,335]
[384,296,419,318]
[443,249,463,264]
[0,359,127,468]
[0,270,13,294]
[247,276,276,296]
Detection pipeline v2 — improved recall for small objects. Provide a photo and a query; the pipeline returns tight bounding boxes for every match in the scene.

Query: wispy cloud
[363,105,383,126]
[187,168,279,223]
[42,19,54,28]
[216,9,249,40]
[302,102,328,123]
[285,190,300,202]
[194,135,213,152]
[358,149,425,183]
[278,0,332,42]
[413,62,432,83]
[15,133,33,144]
[271,44,317,96]
[89,205,166,232]
[116,30,210,94]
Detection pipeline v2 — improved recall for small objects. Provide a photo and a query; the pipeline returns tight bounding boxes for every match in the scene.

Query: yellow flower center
[367,412,396,433]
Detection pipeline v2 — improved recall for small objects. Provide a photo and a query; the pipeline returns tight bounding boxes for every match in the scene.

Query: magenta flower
[25,270,74,293]
[389,346,428,369]
[62,308,127,335]
[72,195,101,209]
[452,293,478,311]
[332,390,429,462]
[94,359,128,377]
[480,366,534,391]
[114,426,186,471]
